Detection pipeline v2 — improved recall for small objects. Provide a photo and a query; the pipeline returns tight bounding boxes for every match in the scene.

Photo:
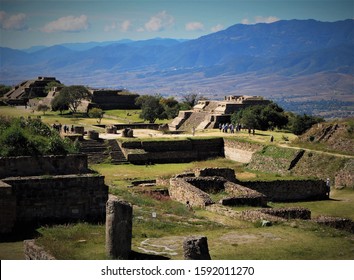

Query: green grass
[104,109,167,124]
[270,188,354,220]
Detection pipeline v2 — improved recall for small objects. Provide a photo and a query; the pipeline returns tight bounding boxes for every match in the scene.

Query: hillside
[296,118,354,155]
[1,19,353,117]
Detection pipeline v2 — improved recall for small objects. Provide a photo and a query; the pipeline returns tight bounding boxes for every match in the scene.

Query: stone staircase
[79,139,128,164]
[79,139,109,164]
[178,111,209,131]
[107,139,128,164]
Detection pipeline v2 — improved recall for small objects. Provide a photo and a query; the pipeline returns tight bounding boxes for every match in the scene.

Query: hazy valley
[1,19,353,118]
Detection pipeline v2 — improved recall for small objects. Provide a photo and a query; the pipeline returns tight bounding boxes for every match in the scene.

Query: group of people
[219,123,242,133]
[52,123,74,134]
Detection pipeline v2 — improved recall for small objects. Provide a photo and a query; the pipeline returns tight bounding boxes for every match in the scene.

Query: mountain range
[1,19,353,117]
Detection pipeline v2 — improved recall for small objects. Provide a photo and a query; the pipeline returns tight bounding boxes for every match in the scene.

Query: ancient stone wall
[196,167,236,182]
[0,154,107,234]
[223,182,267,207]
[169,178,214,207]
[0,181,16,234]
[91,92,139,110]
[120,138,224,164]
[314,216,354,233]
[238,179,327,202]
[3,174,108,225]
[183,177,226,194]
[0,154,89,178]
[24,239,56,260]
[223,138,264,163]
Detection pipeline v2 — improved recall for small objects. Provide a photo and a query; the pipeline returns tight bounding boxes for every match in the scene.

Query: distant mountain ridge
[0,19,353,117]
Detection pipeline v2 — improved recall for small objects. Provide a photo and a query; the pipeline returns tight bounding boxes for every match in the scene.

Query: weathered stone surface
[88,130,99,140]
[239,179,328,202]
[183,236,211,260]
[106,195,133,259]
[196,167,236,182]
[224,182,267,206]
[169,178,214,207]
[184,176,226,194]
[314,215,354,233]
[0,154,107,234]
[24,239,56,260]
[0,154,89,179]
[334,159,354,189]
[259,207,311,220]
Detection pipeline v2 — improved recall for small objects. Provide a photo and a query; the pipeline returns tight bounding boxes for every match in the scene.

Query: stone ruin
[169,95,271,131]
[183,236,211,260]
[167,167,333,224]
[0,154,108,234]
[3,76,61,105]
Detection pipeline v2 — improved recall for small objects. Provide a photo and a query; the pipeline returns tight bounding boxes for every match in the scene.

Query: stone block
[183,236,211,260]
[106,195,133,259]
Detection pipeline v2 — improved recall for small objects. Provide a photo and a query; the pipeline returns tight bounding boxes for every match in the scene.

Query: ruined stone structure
[89,89,139,110]
[183,236,211,260]
[169,170,327,207]
[169,95,270,131]
[3,77,61,105]
[0,154,108,234]
[24,240,56,260]
[119,138,224,164]
[106,195,133,259]
[168,168,267,208]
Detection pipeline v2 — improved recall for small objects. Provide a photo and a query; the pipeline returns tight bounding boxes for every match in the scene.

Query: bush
[0,116,78,157]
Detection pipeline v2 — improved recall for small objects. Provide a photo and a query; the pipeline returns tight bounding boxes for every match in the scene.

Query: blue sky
[0,0,353,49]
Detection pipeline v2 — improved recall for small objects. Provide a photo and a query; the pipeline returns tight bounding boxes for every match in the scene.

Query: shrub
[0,116,78,156]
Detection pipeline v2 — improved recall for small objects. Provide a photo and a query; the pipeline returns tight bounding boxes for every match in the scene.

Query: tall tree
[52,86,91,114]
[135,95,164,123]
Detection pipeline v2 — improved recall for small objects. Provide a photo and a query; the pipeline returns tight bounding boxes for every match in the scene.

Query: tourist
[326,178,331,198]
[192,126,196,136]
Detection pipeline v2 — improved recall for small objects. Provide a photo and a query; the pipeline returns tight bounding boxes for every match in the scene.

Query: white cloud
[0,11,27,30]
[242,16,280,25]
[185,21,204,31]
[120,20,131,32]
[42,15,89,33]
[104,20,131,32]
[211,24,224,32]
[144,11,174,32]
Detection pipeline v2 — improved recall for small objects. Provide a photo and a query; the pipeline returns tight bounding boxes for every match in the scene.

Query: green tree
[0,84,12,97]
[289,114,324,135]
[182,93,205,108]
[135,95,165,123]
[52,85,91,114]
[231,102,288,131]
[44,81,62,94]
[51,92,69,114]
[89,108,104,124]
[159,97,180,119]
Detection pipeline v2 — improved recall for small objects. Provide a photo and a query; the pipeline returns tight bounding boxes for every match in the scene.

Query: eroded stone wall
[169,178,214,207]
[239,179,327,202]
[120,138,224,164]
[3,174,108,225]
[223,139,264,163]
[0,154,89,178]
[0,154,107,234]
[24,239,56,260]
